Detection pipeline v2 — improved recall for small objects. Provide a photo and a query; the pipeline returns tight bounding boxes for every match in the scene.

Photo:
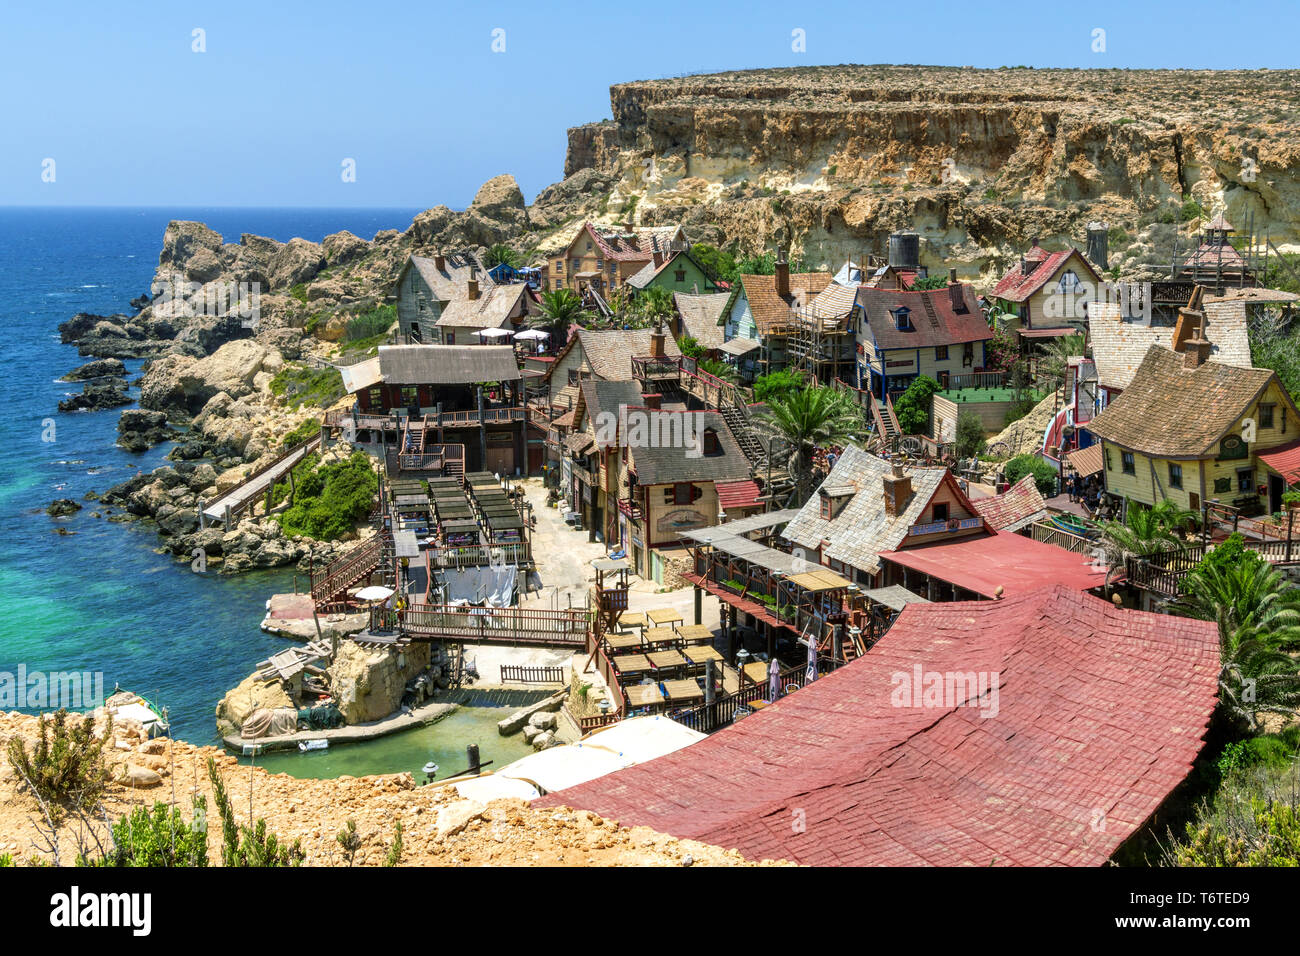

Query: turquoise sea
[0,206,421,745]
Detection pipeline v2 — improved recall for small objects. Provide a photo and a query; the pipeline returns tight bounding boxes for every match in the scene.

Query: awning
[1259,438,1300,484]
[564,432,593,454]
[879,531,1110,599]
[716,480,761,510]
[862,585,930,612]
[719,338,761,356]
[1066,443,1104,477]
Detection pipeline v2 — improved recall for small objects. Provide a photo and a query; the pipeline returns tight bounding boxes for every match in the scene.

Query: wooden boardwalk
[202,434,321,526]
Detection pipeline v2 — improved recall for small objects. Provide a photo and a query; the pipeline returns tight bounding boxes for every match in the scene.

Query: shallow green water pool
[241,705,536,781]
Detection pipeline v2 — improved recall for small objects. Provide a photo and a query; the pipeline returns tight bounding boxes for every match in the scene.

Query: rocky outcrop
[62,358,127,381]
[139,338,283,418]
[58,379,131,412]
[117,409,174,452]
[215,672,295,740]
[326,640,433,725]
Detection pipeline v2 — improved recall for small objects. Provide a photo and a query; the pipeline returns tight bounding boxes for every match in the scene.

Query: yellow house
[1087,340,1300,516]
[542,222,686,294]
[990,241,1101,332]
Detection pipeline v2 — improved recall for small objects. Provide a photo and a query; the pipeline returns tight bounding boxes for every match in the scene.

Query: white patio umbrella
[768,657,781,703]
[513,329,549,341]
[476,327,514,339]
[356,585,395,602]
[805,633,818,684]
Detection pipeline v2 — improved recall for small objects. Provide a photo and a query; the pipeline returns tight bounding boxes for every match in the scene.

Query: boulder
[58,379,131,412]
[469,174,529,230]
[117,409,174,452]
[522,725,543,743]
[528,711,558,732]
[322,230,369,266]
[215,672,294,740]
[435,800,485,839]
[62,358,127,381]
[116,764,163,788]
[267,238,326,291]
[46,499,82,518]
[532,731,557,751]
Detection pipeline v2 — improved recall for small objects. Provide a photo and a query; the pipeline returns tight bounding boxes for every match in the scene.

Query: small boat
[1049,512,1099,539]
[298,739,329,752]
[102,689,170,738]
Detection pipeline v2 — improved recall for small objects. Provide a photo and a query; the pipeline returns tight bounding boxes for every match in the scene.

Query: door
[1269,473,1285,515]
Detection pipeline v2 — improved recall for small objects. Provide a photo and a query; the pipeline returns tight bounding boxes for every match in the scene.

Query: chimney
[775,247,790,298]
[1020,255,1031,276]
[1184,334,1212,369]
[643,394,661,410]
[650,324,666,358]
[948,276,965,313]
[882,463,912,517]
[653,249,665,268]
[624,221,635,234]
[1086,221,1109,271]
[1030,235,1040,249]
[434,251,445,271]
[467,274,480,300]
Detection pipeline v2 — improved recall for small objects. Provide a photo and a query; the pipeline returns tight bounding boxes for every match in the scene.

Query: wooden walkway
[202,433,321,526]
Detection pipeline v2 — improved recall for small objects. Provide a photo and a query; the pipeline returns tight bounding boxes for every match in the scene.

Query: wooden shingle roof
[1088,301,1252,391]
[1087,346,1277,457]
[738,272,833,335]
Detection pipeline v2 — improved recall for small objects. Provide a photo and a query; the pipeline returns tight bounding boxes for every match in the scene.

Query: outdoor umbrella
[768,657,781,703]
[805,633,818,684]
[356,585,395,602]
[476,327,514,339]
[513,329,549,340]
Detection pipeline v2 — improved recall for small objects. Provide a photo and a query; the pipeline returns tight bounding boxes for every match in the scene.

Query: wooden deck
[202,433,321,525]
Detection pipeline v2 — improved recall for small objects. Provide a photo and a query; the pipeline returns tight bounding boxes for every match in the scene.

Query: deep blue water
[0,207,421,743]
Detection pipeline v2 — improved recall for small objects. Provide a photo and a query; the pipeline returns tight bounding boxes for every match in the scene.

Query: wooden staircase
[310,533,389,612]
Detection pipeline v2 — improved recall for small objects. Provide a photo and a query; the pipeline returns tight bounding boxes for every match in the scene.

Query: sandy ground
[0,712,778,867]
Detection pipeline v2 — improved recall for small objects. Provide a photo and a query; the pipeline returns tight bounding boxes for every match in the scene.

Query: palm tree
[1174,560,1300,732]
[536,288,590,340]
[756,385,863,502]
[636,287,675,324]
[1099,499,1196,565]
[484,243,520,269]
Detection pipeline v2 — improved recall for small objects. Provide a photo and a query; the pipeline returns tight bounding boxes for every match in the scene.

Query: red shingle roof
[992,248,1096,303]
[537,585,1219,866]
[716,480,761,510]
[1259,438,1300,484]
[970,475,1049,533]
[857,285,993,351]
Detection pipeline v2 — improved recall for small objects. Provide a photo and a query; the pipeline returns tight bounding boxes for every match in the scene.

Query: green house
[625,249,722,297]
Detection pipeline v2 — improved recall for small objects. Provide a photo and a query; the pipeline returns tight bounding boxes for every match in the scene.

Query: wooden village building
[541,221,687,295]
[989,238,1102,335]
[339,344,530,476]
[1087,340,1300,517]
[394,252,491,344]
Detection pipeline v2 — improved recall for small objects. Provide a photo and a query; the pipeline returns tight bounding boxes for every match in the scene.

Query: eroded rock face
[326,641,432,725]
[139,339,280,417]
[267,238,327,291]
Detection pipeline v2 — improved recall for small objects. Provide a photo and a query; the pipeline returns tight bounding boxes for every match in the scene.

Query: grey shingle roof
[573,329,682,381]
[630,410,752,485]
[673,292,730,350]
[366,344,522,386]
[435,283,530,329]
[407,252,491,303]
[782,445,947,576]
[1088,301,1252,391]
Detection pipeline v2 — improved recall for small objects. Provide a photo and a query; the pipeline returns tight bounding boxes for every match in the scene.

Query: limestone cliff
[549,66,1300,279]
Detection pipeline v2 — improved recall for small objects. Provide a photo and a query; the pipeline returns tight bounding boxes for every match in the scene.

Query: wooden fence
[500,664,568,684]
[401,603,590,646]
[667,662,808,734]
[1028,520,1097,556]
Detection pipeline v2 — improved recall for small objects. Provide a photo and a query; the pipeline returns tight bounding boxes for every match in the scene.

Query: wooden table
[605,631,644,651]
[643,626,680,648]
[742,661,769,686]
[646,607,683,627]
[625,683,664,708]
[612,653,653,676]
[661,678,704,703]
[617,611,647,631]
[647,649,687,671]
[675,624,714,645]
[684,645,724,665]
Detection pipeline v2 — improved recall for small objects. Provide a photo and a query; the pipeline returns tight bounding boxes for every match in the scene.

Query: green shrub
[343,304,396,344]
[289,283,308,304]
[269,364,345,411]
[280,417,321,448]
[753,370,805,405]
[1165,759,1300,866]
[384,821,404,867]
[677,335,704,359]
[277,451,378,541]
[208,757,304,867]
[893,376,941,435]
[954,411,987,459]
[1003,453,1058,495]
[6,709,111,823]
[86,799,210,867]
[1180,533,1264,593]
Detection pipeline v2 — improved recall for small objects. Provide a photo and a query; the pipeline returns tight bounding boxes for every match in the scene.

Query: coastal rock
[215,673,294,740]
[46,499,82,518]
[528,711,558,732]
[58,379,131,412]
[267,238,326,291]
[139,339,278,417]
[117,409,174,452]
[62,358,127,381]
[157,221,224,277]
[325,640,431,725]
[469,174,529,230]
[322,230,369,266]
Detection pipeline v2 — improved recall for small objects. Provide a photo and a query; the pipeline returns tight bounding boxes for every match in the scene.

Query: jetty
[201,432,321,528]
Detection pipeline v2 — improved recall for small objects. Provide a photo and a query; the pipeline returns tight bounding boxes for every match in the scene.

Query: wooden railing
[426,542,531,568]
[1029,520,1097,556]
[398,442,465,474]
[946,371,1006,391]
[500,664,568,684]
[575,635,627,731]
[401,603,590,645]
[667,662,808,733]
[310,533,386,612]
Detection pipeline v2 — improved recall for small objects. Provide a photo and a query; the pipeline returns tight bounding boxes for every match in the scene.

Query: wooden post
[694,586,702,626]
[1287,508,1294,565]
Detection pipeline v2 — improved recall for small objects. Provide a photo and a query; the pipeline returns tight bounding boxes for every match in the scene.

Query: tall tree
[756,385,863,502]
[537,288,590,340]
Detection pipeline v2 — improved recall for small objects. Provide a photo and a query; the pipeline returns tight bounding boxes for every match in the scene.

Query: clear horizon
[4,0,1297,208]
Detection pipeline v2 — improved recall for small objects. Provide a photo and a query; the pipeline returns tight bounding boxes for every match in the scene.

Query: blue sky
[2,0,1294,208]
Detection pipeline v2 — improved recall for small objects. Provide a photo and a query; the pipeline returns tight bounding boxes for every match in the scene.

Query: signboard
[655,508,707,536]
[909,516,983,537]
[886,359,914,369]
